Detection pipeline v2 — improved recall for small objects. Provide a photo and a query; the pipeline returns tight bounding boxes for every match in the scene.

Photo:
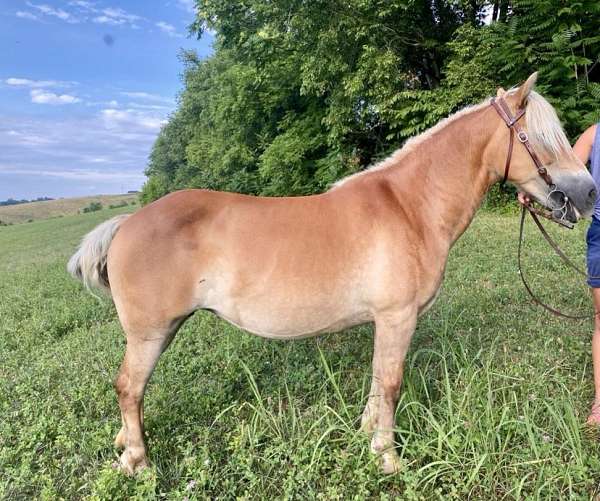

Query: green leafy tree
[142,0,600,205]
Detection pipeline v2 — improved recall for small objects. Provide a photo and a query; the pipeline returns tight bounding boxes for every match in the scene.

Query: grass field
[1,206,600,499]
[0,194,138,225]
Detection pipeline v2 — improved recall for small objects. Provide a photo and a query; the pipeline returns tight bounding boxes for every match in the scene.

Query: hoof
[380,451,402,474]
[371,434,401,474]
[119,448,149,476]
[114,427,127,449]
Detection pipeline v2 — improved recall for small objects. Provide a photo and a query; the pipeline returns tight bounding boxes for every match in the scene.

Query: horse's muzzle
[552,173,597,221]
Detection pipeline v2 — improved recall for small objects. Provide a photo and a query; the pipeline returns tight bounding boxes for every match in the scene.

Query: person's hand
[517,192,531,206]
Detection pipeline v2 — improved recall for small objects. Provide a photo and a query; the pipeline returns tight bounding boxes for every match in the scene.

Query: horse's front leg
[366,308,417,473]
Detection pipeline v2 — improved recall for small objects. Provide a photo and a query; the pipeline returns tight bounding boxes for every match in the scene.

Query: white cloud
[68,0,95,10]
[21,2,181,36]
[86,156,111,163]
[156,21,181,38]
[120,91,173,103]
[92,7,142,26]
[27,2,79,23]
[128,102,171,110]
[16,11,39,20]
[30,89,81,105]
[84,99,122,107]
[0,166,144,182]
[93,15,120,25]
[101,108,167,131]
[5,77,76,88]
[0,110,166,197]
[4,129,55,146]
[24,1,146,29]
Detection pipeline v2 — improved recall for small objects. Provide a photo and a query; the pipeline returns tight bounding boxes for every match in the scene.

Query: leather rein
[491,96,597,320]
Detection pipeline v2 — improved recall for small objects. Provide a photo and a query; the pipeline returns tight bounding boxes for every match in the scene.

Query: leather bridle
[491,95,572,227]
[491,95,598,320]
[491,96,555,188]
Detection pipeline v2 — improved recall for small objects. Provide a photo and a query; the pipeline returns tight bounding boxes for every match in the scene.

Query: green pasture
[1,207,599,499]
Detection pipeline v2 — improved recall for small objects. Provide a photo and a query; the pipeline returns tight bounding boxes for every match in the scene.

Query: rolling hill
[0,193,138,225]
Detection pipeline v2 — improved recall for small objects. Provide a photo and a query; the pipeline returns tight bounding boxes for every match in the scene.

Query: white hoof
[119,447,149,476]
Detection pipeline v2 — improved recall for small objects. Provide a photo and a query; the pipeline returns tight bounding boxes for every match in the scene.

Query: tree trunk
[499,0,510,22]
[469,0,478,24]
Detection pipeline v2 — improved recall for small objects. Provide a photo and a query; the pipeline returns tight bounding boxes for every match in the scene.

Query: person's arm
[573,124,597,165]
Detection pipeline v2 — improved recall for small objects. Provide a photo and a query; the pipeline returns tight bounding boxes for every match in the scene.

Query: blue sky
[0,0,213,200]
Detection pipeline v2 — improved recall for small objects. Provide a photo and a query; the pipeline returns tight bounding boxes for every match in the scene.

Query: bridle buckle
[517,131,528,143]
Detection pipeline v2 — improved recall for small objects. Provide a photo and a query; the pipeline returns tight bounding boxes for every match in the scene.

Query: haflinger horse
[69,73,597,475]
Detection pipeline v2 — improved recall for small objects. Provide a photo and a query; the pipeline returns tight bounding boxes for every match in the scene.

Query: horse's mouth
[555,200,578,224]
[526,190,580,224]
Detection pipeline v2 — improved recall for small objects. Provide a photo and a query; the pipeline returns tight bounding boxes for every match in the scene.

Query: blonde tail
[67,214,130,294]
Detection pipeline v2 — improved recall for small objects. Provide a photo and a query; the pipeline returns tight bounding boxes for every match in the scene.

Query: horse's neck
[388,105,498,247]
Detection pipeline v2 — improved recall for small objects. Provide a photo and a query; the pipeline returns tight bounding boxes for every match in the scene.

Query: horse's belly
[206,296,372,340]
[197,250,374,339]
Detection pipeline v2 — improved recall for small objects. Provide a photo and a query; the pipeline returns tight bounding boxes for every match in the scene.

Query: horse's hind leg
[113,315,185,474]
[368,308,417,473]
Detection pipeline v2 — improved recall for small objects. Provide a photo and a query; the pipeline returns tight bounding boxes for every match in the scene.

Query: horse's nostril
[590,188,598,201]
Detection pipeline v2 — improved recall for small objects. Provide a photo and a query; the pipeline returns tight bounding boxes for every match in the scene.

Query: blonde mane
[331,100,489,189]
[522,90,571,158]
[331,89,570,189]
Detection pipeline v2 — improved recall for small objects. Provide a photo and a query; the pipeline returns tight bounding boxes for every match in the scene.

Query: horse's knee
[384,381,401,400]
[114,365,142,400]
[379,367,404,400]
[375,381,401,410]
[114,366,128,396]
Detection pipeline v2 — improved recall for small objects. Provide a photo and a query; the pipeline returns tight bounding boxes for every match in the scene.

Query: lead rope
[490,95,598,319]
[518,204,599,319]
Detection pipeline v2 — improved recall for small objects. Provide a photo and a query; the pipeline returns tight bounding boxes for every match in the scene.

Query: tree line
[141,0,600,204]
[0,197,53,206]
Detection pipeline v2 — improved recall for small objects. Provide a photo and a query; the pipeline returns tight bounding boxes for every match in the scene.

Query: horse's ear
[496,87,506,97]
[517,72,538,107]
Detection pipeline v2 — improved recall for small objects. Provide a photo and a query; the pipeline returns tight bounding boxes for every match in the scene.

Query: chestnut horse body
[69,74,597,474]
